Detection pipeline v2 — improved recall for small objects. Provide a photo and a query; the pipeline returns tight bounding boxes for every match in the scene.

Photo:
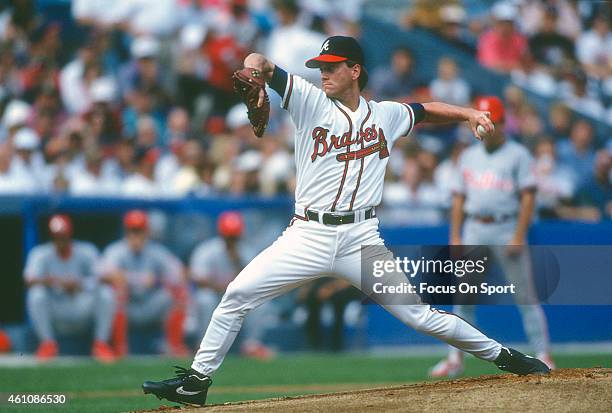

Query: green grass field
[0,353,610,412]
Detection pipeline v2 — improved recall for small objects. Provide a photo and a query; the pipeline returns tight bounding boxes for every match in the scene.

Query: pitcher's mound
[145,367,611,413]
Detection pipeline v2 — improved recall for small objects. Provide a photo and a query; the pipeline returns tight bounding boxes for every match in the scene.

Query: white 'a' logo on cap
[320,40,330,53]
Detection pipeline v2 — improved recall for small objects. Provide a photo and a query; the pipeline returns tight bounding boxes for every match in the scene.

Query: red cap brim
[305,54,348,68]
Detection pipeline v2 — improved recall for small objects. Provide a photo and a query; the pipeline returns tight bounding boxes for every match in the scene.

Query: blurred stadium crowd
[0,0,609,222]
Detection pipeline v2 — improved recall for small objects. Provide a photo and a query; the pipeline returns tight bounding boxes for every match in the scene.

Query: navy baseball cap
[305,36,365,68]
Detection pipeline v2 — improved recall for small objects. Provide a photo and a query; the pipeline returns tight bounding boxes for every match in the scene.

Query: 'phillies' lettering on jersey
[463,170,514,191]
[453,140,536,216]
[280,72,416,212]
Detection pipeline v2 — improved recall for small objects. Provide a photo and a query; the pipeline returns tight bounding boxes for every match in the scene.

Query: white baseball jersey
[273,70,419,213]
[452,140,536,216]
[24,241,100,294]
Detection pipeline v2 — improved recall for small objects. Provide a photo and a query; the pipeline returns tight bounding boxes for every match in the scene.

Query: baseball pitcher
[143,36,549,406]
[430,96,553,378]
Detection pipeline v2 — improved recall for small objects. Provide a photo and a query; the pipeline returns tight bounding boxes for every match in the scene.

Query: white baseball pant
[192,215,502,375]
[448,218,550,359]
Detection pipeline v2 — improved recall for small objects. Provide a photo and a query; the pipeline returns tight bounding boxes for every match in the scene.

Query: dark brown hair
[346,60,368,91]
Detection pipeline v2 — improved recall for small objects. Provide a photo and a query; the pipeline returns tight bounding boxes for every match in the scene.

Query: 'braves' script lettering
[310,124,388,162]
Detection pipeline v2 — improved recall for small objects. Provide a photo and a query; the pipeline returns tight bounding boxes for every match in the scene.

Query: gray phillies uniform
[24,241,116,343]
[452,140,550,355]
[100,240,183,328]
[190,238,273,344]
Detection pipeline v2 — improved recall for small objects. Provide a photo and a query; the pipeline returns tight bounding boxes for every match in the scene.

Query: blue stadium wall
[1,196,611,348]
[371,222,612,347]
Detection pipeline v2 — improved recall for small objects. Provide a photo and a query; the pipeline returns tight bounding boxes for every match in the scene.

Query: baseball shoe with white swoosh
[494,347,550,375]
[142,366,212,406]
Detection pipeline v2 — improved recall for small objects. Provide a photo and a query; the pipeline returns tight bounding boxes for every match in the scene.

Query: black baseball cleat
[142,366,212,406]
[494,347,550,375]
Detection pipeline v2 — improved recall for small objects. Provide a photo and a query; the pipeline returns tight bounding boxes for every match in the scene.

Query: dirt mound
[142,368,611,413]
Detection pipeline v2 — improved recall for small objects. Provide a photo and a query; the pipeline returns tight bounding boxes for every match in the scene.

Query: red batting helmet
[48,214,72,236]
[217,211,244,238]
[474,96,505,123]
[123,210,149,230]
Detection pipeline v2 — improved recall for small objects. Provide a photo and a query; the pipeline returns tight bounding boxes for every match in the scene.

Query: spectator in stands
[189,211,274,358]
[0,45,23,100]
[557,119,596,187]
[546,102,573,141]
[69,147,121,197]
[193,156,216,197]
[134,115,160,149]
[122,146,162,198]
[122,87,167,140]
[226,0,261,50]
[83,77,122,148]
[401,0,462,31]
[72,0,122,28]
[437,4,474,53]
[59,36,101,115]
[163,107,190,148]
[575,150,611,218]
[124,37,159,92]
[1,100,31,142]
[0,142,36,193]
[174,23,209,114]
[533,137,575,219]
[10,127,48,190]
[518,0,582,41]
[382,156,446,225]
[24,214,116,361]
[154,107,190,187]
[511,52,557,97]
[229,150,262,195]
[266,0,326,84]
[528,5,575,68]
[576,15,612,80]
[435,127,472,208]
[120,36,170,112]
[560,69,606,120]
[100,210,187,355]
[477,1,527,73]
[430,57,470,106]
[258,135,292,195]
[500,85,525,138]
[167,140,205,197]
[370,46,423,101]
[104,138,135,181]
[515,104,545,152]
[202,22,248,113]
[31,86,66,146]
[417,137,443,185]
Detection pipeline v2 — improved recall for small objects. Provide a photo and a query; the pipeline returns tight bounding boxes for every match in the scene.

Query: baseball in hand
[477,124,494,140]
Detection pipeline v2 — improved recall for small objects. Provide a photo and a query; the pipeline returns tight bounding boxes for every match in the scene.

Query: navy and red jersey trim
[283,75,294,110]
[349,102,372,211]
[401,103,415,136]
[331,100,353,212]
[270,66,287,95]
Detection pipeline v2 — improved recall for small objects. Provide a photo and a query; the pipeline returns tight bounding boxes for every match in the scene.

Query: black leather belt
[306,208,376,226]
[469,214,517,224]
